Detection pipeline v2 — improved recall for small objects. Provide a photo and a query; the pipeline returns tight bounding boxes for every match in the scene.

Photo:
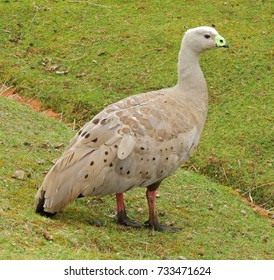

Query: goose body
[35,26,228,231]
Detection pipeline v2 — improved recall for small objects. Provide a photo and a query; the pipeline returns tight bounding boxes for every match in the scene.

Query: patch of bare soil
[0,84,59,119]
[242,198,271,220]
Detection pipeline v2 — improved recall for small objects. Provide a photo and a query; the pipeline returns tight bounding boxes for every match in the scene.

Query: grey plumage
[35,26,228,230]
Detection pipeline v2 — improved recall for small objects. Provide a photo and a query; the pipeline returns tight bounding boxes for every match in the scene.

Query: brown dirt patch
[242,197,271,219]
[0,84,59,120]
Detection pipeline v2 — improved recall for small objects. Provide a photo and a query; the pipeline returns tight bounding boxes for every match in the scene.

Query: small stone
[240,210,247,216]
[178,256,187,260]
[197,249,204,256]
[208,204,214,210]
[37,159,45,165]
[158,210,166,217]
[12,170,25,180]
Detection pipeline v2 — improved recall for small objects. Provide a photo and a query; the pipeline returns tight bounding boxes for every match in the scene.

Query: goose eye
[204,34,211,39]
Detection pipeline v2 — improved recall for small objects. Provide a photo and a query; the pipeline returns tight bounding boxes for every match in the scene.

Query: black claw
[144,220,181,232]
[116,211,143,228]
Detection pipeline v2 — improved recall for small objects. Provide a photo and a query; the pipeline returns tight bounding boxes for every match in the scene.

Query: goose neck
[176,47,204,90]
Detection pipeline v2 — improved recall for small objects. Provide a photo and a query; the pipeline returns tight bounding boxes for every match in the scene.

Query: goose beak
[215,35,229,48]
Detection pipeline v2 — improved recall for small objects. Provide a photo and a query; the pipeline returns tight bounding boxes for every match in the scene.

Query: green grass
[0,97,273,259]
[0,0,273,259]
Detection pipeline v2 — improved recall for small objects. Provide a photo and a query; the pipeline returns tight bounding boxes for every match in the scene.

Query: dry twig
[68,0,111,8]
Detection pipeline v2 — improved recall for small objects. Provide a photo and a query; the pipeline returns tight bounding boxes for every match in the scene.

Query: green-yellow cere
[215,35,227,47]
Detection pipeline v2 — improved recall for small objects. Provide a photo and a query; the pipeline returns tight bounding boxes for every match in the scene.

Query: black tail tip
[35,197,57,218]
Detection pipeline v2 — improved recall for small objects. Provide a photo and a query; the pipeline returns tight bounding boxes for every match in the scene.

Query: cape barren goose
[35,26,228,232]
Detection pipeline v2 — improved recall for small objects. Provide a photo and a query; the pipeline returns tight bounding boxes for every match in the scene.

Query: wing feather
[117,135,135,160]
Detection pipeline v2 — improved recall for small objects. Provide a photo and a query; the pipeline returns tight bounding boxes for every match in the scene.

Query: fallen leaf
[42,231,53,241]
[45,65,60,72]
[76,72,87,78]
[40,140,52,149]
[54,142,64,149]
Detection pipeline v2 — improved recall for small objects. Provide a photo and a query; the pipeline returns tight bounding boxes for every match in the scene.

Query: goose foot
[116,210,142,228]
[144,220,181,232]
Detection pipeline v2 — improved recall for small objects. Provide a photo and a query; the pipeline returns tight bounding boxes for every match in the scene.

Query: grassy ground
[0,0,273,259]
[0,97,273,260]
[0,0,273,209]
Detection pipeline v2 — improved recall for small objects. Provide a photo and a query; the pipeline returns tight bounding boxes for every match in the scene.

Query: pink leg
[146,190,161,230]
[145,189,180,232]
[116,193,125,213]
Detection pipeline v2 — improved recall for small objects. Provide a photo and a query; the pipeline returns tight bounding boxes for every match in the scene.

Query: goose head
[182,26,228,54]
